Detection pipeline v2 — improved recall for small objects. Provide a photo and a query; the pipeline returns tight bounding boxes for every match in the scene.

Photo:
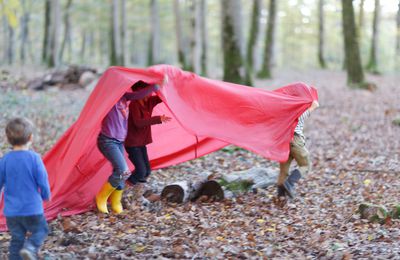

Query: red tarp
[0,65,317,231]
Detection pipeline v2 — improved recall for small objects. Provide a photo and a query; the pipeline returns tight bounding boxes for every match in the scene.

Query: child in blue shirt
[0,117,51,260]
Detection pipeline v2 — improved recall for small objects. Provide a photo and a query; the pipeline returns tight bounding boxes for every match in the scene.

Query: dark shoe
[277,185,286,197]
[283,169,302,198]
[20,247,37,260]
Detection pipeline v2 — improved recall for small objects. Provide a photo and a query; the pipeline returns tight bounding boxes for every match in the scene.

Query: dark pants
[97,134,130,189]
[126,146,151,185]
[6,215,48,260]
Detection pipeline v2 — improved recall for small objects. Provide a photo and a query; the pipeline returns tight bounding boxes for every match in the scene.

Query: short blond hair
[5,117,34,146]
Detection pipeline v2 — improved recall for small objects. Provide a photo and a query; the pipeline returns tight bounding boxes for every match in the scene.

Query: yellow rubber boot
[110,189,124,214]
[95,182,116,213]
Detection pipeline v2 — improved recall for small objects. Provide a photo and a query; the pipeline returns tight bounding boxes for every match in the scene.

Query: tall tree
[396,0,400,56]
[221,0,247,84]
[5,19,15,64]
[366,0,380,74]
[47,0,61,67]
[60,0,73,63]
[20,0,31,64]
[188,0,200,72]
[341,0,365,87]
[199,0,208,76]
[148,0,160,65]
[110,0,122,65]
[318,0,326,68]
[42,0,51,63]
[173,0,189,70]
[120,0,127,65]
[258,0,277,79]
[246,0,261,72]
[358,0,365,36]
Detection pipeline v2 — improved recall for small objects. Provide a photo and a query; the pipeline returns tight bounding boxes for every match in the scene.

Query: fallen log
[160,176,224,203]
[27,65,97,90]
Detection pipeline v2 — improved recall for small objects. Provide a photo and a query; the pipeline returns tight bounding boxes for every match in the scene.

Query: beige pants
[278,134,311,185]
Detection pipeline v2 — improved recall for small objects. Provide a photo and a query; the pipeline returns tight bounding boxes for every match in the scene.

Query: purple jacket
[101,85,158,141]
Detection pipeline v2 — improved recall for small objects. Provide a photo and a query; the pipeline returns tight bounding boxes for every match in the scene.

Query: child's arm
[308,100,319,113]
[35,155,51,201]
[124,84,160,101]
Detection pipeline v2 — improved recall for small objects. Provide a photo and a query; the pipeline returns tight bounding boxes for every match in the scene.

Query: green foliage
[358,203,388,224]
[392,118,400,126]
[218,178,253,193]
[0,0,20,28]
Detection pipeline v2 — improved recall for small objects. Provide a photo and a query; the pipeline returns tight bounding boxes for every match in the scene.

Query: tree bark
[42,0,51,63]
[19,0,31,64]
[396,0,400,56]
[47,0,61,67]
[60,0,73,64]
[258,0,277,79]
[318,0,326,68]
[188,0,198,72]
[199,0,208,76]
[246,0,261,72]
[358,0,365,37]
[110,0,122,65]
[161,178,224,203]
[148,0,160,65]
[341,0,365,87]
[6,22,15,65]
[366,0,380,74]
[173,0,189,70]
[121,0,127,66]
[221,0,247,84]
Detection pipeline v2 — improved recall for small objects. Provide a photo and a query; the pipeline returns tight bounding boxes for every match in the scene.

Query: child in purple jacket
[95,83,159,214]
[0,117,51,260]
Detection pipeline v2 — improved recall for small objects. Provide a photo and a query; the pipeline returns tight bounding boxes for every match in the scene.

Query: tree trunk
[173,0,189,70]
[358,0,365,37]
[80,31,87,62]
[199,0,208,76]
[221,0,247,84]
[258,0,277,79]
[341,0,365,87]
[318,0,326,68]
[366,0,380,74]
[47,0,61,67]
[120,0,127,66]
[396,1,400,56]
[6,23,15,65]
[110,0,122,65]
[246,0,261,72]
[42,0,51,63]
[148,0,160,65]
[60,0,73,64]
[19,0,31,64]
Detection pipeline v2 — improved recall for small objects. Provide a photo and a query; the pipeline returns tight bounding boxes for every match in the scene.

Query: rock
[79,71,97,87]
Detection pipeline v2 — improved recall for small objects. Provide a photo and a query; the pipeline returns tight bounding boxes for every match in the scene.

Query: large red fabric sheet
[0,65,317,231]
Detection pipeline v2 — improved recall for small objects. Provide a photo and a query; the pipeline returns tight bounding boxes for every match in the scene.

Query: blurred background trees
[0,0,399,86]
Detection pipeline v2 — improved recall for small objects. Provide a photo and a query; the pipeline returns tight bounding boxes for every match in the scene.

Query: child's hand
[309,100,319,112]
[160,115,172,123]
[163,75,169,85]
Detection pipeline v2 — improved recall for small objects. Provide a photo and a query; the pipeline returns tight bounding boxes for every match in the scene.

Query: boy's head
[5,117,34,146]
[131,80,150,91]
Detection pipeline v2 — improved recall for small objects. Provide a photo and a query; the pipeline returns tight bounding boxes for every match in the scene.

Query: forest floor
[0,69,399,259]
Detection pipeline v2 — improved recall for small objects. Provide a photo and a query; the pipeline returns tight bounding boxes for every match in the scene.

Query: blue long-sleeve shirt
[0,150,51,217]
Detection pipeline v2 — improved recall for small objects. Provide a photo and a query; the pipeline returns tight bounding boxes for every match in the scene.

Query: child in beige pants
[277,100,319,198]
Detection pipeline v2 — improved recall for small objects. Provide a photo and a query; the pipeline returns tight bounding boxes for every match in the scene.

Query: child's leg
[97,135,129,188]
[141,146,151,179]
[291,135,311,176]
[6,216,26,259]
[24,215,49,254]
[278,155,293,186]
[126,146,148,184]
